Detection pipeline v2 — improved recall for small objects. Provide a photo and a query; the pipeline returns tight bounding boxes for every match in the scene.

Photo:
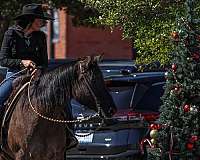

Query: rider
[0,4,78,149]
[0,3,52,110]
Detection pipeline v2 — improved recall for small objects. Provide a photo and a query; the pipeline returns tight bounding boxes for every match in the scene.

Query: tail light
[105,80,112,86]
[114,110,159,122]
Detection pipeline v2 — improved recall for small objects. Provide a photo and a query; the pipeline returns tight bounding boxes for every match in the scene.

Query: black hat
[13,4,54,20]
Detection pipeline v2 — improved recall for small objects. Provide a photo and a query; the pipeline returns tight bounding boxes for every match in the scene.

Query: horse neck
[35,63,78,108]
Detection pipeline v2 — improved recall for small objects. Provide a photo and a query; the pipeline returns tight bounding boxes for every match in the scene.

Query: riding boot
[66,124,78,150]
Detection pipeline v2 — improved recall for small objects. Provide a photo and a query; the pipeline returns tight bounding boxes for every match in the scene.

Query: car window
[108,86,135,110]
[133,82,165,112]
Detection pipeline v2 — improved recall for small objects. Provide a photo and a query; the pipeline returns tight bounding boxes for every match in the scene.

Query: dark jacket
[0,25,48,70]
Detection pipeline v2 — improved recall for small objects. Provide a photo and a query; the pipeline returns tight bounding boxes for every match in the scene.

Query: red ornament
[150,124,157,130]
[183,104,190,112]
[172,64,177,72]
[171,31,179,41]
[192,53,200,61]
[174,87,179,91]
[184,36,190,46]
[196,35,200,41]
[186,142,194,150]
[190,135,198,142]
[174,86,182,95]
[156,124,161,130]
[149,124,161,130]
[174,87,180,94]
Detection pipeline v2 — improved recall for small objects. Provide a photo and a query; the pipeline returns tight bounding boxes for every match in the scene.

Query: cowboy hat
[13,4,54,20]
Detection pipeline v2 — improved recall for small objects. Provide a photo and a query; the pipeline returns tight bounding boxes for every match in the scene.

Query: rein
[27,63,106,124]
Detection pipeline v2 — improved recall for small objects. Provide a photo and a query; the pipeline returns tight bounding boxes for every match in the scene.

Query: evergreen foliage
[77,0,189,64]
[148,0,200,159]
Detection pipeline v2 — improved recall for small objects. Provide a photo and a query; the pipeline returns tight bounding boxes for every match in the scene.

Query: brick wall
[49,10,133,60]
[53,10,67,59]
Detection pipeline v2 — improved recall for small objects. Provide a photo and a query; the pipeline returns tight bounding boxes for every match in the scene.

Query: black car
[63,61,166,160]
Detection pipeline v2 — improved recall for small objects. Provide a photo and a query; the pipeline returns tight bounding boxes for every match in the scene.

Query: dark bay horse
[0,55,116,160]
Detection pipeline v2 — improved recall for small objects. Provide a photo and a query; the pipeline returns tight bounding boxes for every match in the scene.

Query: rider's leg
[0,81,11,118]
[0,70,19,107]
[0,70,20,129]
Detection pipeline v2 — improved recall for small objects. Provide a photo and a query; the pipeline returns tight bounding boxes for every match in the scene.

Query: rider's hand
[31,68,37,76]
[21,60,36,69]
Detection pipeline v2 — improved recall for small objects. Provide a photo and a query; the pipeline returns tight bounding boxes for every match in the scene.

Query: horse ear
[78,56,91,63]
[84,56,92,66]
[93,54,103,63]
[81,55,99,66]
[79,55,102,71]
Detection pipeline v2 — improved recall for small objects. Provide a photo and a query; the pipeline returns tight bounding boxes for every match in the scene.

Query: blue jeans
[0,69,20,107]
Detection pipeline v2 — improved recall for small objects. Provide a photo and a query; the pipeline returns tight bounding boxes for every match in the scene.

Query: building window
[52,9,60,42]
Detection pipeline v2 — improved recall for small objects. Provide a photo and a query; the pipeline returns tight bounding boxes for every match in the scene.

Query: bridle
[27,62,107,124]
[79,61,107,119]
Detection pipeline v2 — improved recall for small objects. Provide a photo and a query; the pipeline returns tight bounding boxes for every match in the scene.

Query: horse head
[72,55,117,118]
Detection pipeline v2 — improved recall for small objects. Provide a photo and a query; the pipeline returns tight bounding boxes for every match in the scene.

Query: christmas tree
[146,0,200,159]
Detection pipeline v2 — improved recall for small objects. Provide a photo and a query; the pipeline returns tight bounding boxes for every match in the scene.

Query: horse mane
[33,61,79,109]
[6,57,100,113]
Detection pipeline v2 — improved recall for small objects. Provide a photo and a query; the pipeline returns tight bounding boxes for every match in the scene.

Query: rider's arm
[0,29,22,68]
[36,31,48,68]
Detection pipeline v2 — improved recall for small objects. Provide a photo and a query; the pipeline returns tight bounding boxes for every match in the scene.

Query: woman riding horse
[0,55,116,160]
[0,3,77,151]
[0,3,51,108]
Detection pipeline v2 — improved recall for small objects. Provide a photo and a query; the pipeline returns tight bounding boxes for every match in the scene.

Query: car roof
[48,59,136,67]
[104,72,165,83]
[48,59,165,82]
[99,59,136,67]
[48,58,138,74]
